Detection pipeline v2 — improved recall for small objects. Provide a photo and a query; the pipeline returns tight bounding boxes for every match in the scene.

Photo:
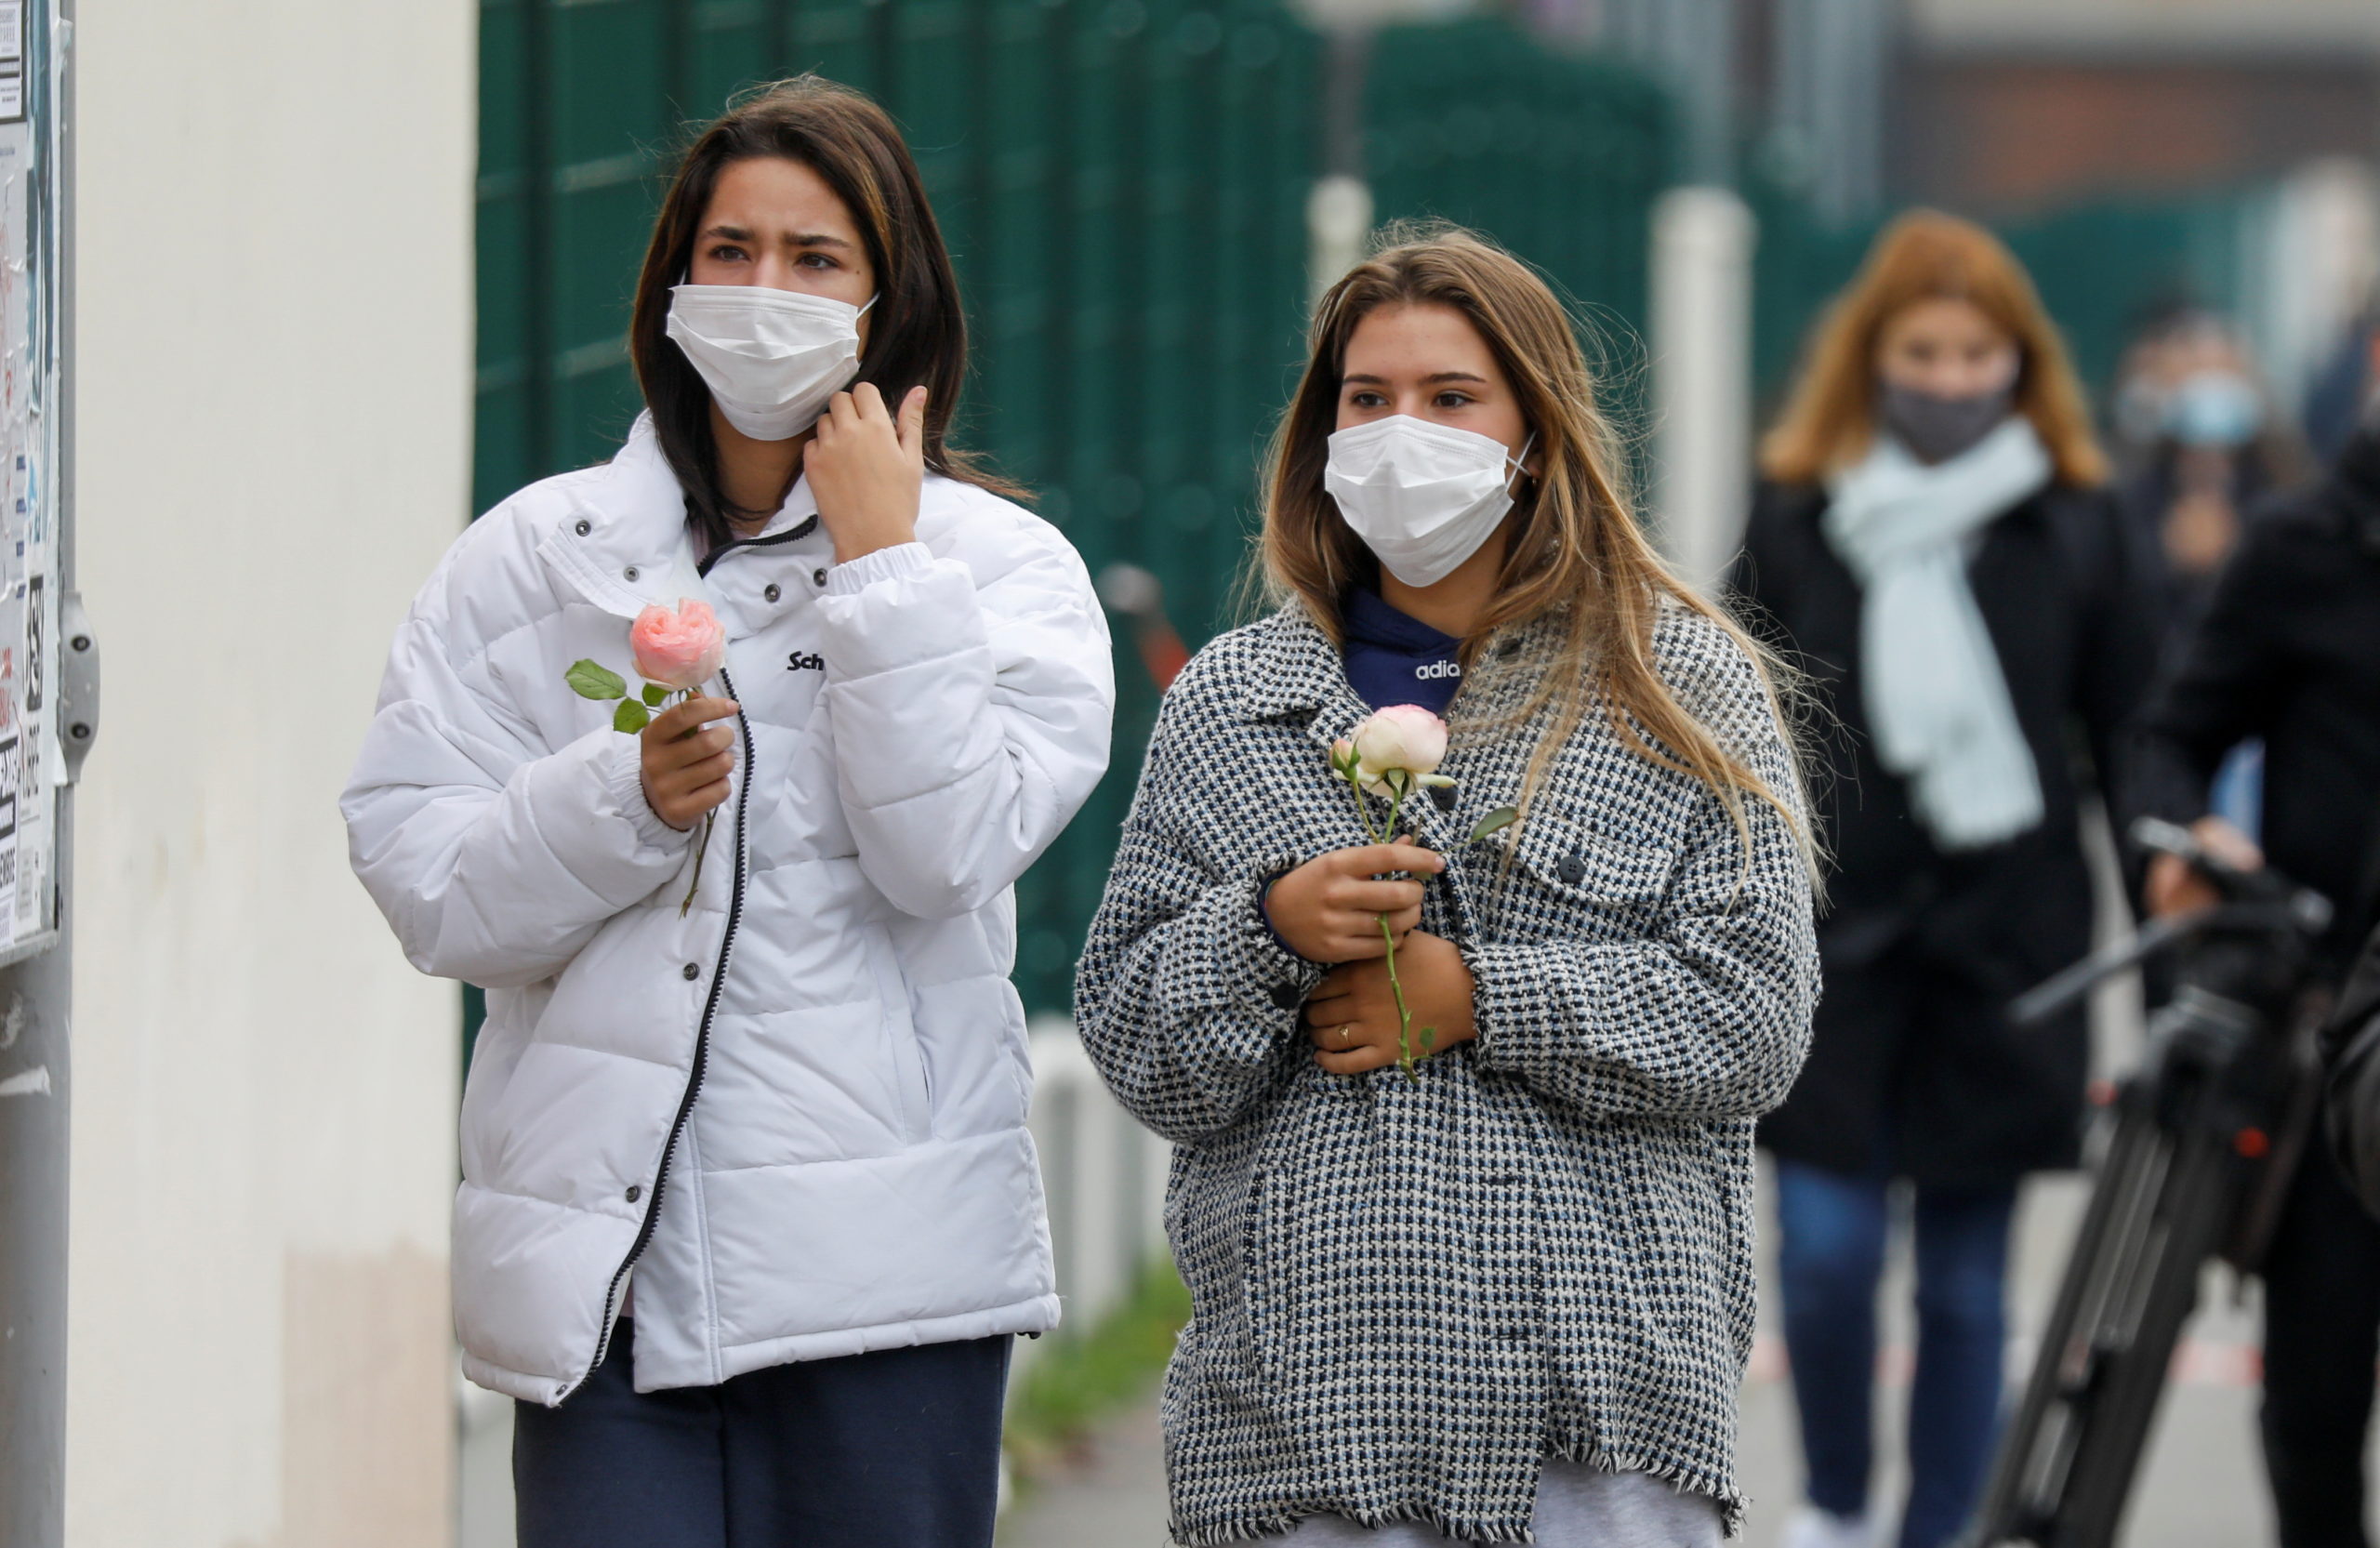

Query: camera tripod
[1960,819,2333,1548]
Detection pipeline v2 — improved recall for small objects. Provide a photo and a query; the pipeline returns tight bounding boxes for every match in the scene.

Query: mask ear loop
[1504,430,1539,494]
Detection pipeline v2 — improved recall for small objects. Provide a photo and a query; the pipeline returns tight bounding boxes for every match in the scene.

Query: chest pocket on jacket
[1490,816,1674,946]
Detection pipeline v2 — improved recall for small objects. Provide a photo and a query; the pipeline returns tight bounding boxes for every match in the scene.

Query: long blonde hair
[1259,226,1813,873]
[1762,209,2107,486]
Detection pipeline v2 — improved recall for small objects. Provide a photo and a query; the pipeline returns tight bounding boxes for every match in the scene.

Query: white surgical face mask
[1323,416,1532,588]
[664,284,876,441]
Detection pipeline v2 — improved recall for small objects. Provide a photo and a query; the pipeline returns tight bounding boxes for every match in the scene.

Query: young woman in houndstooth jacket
[1076,228,1821,1546]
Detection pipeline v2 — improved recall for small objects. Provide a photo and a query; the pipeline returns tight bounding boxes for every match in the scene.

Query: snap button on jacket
[343,416,1114,1403]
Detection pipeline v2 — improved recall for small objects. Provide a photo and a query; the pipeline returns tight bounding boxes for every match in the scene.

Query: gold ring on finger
[1339,1025,1355,1046]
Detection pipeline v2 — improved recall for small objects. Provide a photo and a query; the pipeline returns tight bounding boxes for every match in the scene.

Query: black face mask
[1879,381,2015,464]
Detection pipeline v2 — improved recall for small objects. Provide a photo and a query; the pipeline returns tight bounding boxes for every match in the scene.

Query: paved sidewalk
[998,1401,1172,1547]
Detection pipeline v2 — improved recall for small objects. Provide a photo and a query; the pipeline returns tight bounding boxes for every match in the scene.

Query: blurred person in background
[2110,311,2305,840]
[2113,311,2307,633]
[2136,316,2380,1548]
[1731,211,2164,1548]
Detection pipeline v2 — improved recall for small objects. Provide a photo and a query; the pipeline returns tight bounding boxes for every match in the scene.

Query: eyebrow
[699,224,855,250]
[1342,371,1491,387]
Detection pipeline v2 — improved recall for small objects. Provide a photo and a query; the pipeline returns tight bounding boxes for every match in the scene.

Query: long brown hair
[1261,225,1812,872]
[1762,209,2107,486]
[629,76,1020,550]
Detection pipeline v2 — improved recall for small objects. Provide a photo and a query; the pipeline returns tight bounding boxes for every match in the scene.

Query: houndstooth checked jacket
[1074,601,1819,1544]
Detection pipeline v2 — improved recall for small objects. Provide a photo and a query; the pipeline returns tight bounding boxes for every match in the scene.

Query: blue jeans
[513,1319,1011,1548]
[1774,1160,2017,1548]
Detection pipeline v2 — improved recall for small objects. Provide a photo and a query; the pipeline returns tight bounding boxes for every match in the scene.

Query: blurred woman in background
[1731,211,2165,1548]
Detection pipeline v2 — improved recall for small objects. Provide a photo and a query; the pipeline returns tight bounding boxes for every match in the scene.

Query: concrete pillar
[1648,186,1757,591]
[67,1,475,1542]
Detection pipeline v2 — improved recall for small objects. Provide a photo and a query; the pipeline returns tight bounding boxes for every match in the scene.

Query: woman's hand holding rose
[1263,841,1443,963]
[640,695,740,831]
[1303,931,1477,1075]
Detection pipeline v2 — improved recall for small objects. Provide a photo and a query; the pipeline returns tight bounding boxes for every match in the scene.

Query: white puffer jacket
[342,417,1114,1403]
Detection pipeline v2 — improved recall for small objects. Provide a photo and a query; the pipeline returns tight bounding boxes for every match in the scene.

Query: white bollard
[1308,174,1375,303]
[1648,185,1757,592]
[1026,1020,1170,1343]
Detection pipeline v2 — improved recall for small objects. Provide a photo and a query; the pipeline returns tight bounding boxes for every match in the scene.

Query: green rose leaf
[566,659,628,701]
[1420,1025,1437,1052]
[1470,805,1519,842]
[641,681,668,708]
[613,699,652,734]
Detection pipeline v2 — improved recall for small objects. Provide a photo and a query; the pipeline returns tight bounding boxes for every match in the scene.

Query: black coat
[2132,425,2380,966]
[2323,923,2380,1221]
[1729,477,2165,1184]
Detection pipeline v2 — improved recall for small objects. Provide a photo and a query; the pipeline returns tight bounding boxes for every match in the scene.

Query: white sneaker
[1779,1503,1882,1548]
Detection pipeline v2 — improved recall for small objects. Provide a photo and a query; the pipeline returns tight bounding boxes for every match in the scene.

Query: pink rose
[630,599,727,691]
[1348,705,1450,793]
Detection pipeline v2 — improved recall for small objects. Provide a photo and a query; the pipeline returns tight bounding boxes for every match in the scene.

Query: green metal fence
[1363,17,1672,390]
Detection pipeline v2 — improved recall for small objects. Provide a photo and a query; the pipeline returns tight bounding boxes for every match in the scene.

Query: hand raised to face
[803,381,927,565]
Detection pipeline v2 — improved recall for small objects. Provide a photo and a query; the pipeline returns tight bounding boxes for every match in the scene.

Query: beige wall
[67,1,477,1544]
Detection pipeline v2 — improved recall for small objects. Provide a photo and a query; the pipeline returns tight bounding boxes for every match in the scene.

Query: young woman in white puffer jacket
[341,76,1112,1548]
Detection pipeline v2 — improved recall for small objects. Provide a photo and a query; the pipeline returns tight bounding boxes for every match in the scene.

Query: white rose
[1345,705,1452,796]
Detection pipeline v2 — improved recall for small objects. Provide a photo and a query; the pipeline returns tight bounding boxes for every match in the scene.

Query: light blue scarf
[1824,417,2053,852]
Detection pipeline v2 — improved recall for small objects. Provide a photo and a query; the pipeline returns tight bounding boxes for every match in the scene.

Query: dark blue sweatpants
[513,1320,1012,1548]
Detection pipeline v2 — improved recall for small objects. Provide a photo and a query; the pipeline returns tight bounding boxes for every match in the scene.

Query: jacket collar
[1236,602,1557,722]
[1236,606,1358,724]
[1236,596,1554,755]
[536,414,825,621]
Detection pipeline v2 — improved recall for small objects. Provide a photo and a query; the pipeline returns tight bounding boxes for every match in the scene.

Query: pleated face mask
[1324,416,1531,588]
[664,284,877,440]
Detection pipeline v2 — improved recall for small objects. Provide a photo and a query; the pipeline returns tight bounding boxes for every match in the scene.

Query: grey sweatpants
[1229,1462,1724,1547]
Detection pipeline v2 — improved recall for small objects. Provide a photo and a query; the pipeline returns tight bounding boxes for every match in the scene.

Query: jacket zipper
[694,514,818,577]
[578,661,755,1387]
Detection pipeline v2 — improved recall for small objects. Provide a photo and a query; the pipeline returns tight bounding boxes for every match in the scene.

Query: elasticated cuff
[1459,939,1598,1094]
[1223,876,1328,1021]
[601,733,696,853]
[825,540,935,596]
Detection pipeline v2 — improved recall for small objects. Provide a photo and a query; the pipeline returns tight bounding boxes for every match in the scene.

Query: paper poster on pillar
[0,93,52,948]
[0,4,24,125]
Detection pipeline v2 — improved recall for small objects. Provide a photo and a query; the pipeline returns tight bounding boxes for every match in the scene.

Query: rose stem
[1380,772,1419,1081]
[1344,763,1421,1082]
[678,686,711,918]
